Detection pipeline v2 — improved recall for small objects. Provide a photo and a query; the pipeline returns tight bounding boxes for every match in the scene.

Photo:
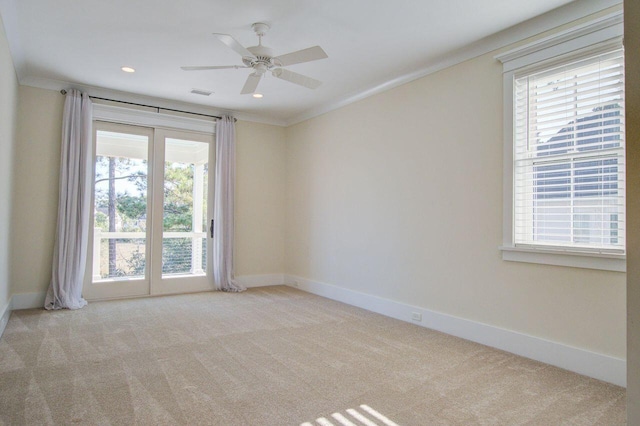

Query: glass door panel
[84,122,153,300]
[151,129,214,295]
[162,138,209,277]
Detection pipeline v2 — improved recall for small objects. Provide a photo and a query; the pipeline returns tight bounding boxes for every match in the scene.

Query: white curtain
[212,116,245,292]
[44,90,93,310]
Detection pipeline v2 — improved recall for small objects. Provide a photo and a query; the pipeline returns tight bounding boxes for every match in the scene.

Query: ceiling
[0,0,610,125]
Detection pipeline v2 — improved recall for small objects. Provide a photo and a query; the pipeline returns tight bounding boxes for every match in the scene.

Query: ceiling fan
[182,22,328,95]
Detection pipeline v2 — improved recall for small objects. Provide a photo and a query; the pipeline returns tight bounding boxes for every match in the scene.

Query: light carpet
[0,286,626,425]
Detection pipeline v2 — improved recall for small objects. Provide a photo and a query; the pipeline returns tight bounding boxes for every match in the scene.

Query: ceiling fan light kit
[182,22,328,95]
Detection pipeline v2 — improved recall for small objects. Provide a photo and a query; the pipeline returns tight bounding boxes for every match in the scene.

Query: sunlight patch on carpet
[301,404,399,426]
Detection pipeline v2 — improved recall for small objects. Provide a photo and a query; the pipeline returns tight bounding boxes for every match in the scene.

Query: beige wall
[0,15,18,312]
[625,0,640,420]
[11,87,64,296]
[235,121,286,275]
[285,36,626,358]
[10,87,287,296]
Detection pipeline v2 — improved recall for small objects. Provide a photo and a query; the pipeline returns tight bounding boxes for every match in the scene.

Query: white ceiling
[0,0,615,125]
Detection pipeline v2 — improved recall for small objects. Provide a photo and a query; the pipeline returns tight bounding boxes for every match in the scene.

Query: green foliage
[95,211,108,231]
[117,194,147,230]
[123,247,146,277]
[163,163,194,232]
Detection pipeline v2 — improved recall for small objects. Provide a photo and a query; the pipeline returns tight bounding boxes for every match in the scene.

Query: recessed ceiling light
[121,66,135,73]
[253,93,263,98]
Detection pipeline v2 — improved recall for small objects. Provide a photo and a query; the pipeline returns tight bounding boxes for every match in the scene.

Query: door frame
[83,119,216,301]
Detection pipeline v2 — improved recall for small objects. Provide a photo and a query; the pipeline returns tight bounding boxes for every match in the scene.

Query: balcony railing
[92,228,207,281]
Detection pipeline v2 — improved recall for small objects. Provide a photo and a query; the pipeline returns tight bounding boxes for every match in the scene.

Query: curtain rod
[59,89,235,121]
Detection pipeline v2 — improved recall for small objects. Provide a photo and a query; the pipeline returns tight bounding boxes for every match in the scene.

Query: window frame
[496,11,625,272]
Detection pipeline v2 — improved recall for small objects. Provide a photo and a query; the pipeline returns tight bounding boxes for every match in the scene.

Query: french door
[83,121,215,300]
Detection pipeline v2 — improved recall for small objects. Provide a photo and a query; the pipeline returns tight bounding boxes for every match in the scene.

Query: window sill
[499,245,626,272]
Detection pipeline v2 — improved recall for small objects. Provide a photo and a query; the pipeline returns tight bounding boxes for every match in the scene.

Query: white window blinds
[513,48,625,253]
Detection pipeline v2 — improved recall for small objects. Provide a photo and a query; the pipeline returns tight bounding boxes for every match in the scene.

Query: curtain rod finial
[60,89,67,95]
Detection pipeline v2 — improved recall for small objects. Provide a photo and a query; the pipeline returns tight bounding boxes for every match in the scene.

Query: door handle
[210,219,214,238]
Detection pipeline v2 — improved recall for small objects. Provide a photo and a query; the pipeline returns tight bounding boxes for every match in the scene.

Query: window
[514,49,625,251]
[497,12,625,271]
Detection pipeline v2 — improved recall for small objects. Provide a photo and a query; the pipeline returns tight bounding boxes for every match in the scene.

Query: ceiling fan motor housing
[243,35,277,71]
[242,56,275,72]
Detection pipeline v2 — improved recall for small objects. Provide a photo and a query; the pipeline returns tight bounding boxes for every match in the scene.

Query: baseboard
[285,274,626,387]
[0,298,11,340]
[12,291,46,310]
[11,277,284,308]
[236,274,286,288]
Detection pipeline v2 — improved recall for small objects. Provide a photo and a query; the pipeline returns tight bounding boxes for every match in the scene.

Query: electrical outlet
[411,312,422,322]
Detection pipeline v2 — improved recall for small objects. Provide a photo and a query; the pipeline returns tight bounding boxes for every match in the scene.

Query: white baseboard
[285,274,626,388]
[10,276,283,310]
[0,298,11,339]
[236,274,286,288]
[12,291,46,310]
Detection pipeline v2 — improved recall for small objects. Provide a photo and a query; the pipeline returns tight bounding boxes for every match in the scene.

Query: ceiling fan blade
[273,46,328,66]
[213,33,254,58]
[272,68,322,89]
[181,65,248,71]
[240,73,262,94]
